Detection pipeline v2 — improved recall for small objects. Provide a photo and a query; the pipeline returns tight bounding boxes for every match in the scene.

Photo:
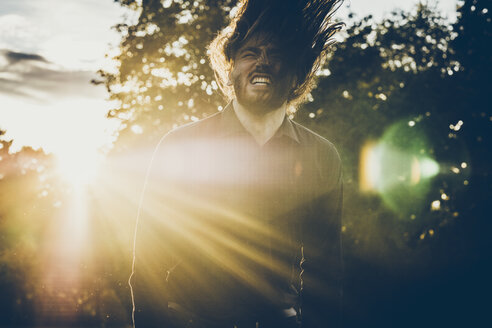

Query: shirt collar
[219,102,300,144]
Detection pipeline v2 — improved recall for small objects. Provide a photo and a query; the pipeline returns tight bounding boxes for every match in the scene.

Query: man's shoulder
[291,119,340,157]
[149,111,222,173]
[161,110,222,143]
[291,120,343,186]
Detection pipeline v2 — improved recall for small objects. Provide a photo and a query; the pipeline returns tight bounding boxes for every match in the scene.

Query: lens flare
[359,119,441,215]
[360,142,439,190]
[419,157,439,178]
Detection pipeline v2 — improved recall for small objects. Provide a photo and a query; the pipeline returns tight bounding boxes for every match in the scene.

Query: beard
[233,76,289,115]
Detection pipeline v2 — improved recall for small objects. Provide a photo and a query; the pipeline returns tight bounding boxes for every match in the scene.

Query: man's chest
[173,136,319,220]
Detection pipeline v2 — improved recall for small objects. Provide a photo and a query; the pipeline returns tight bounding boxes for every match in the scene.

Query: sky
[0,0,131,160]
[0,0,460,157]
[340,0,459,22]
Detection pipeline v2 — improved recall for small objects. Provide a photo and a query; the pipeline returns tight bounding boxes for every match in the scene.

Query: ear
[291,77,297,89]
[226,70,233,86]
[290,74,298,90]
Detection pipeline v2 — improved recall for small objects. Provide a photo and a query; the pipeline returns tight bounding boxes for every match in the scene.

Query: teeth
[251,76,271,85]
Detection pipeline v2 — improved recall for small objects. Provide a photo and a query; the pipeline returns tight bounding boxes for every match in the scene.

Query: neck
[232,99,286,146]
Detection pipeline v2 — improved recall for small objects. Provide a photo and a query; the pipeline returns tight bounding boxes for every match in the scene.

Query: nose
[256,50,270,67]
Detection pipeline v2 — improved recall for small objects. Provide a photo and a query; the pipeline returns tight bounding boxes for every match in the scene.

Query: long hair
[208,0,344,108]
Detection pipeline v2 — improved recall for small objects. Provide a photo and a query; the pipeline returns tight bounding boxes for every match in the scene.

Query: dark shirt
[134,103,343,327]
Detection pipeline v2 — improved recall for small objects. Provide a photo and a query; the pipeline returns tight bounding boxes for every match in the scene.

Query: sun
[55,147,102,187]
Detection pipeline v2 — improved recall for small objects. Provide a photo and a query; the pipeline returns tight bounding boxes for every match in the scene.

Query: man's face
[230,33,296,114]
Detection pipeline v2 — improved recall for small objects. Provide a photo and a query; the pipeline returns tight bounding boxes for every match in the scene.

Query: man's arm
[132,214,172,327]
[131,136,180,328]
[301,146,343,328]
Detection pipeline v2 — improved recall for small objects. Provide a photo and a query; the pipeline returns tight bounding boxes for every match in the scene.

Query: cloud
[0,49,106,102]
[0,14,46,53]
[4,50,47,64]
[0,1,131,70]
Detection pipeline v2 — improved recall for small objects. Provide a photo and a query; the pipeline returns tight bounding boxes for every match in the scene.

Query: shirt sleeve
[131,136,179,328]
[301,145,343,328]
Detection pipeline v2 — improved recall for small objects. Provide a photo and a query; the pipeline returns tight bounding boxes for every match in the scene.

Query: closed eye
[241,51,257,59]
[269,53,282,60]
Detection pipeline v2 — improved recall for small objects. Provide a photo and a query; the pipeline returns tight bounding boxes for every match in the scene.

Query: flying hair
[208,0,344,108]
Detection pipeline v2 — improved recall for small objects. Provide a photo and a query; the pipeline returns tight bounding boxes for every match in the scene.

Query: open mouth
[250,74,272,86]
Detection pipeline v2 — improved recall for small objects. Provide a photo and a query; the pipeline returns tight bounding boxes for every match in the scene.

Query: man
[131,1,344,327]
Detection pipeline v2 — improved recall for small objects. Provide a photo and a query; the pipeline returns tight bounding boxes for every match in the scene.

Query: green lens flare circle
[364,118,470,217]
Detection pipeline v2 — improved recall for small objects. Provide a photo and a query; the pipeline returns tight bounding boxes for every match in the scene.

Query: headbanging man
[131,0,345,327]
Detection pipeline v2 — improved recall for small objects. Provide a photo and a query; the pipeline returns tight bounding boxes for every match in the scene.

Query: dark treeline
[0,0,490,327]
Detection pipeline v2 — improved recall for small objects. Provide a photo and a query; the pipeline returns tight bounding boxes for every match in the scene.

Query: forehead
[236,33,282,53]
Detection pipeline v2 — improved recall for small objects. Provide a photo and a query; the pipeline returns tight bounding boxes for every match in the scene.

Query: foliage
[97,0,238,152]
[0,132,53,324]
[298,4,459,250]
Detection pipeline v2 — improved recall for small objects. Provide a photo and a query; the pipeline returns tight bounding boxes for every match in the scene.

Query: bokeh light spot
[431,200,441,211]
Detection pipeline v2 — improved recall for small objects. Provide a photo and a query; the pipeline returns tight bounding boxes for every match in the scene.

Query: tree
[98,0,238,152]
[0,131,55,325]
